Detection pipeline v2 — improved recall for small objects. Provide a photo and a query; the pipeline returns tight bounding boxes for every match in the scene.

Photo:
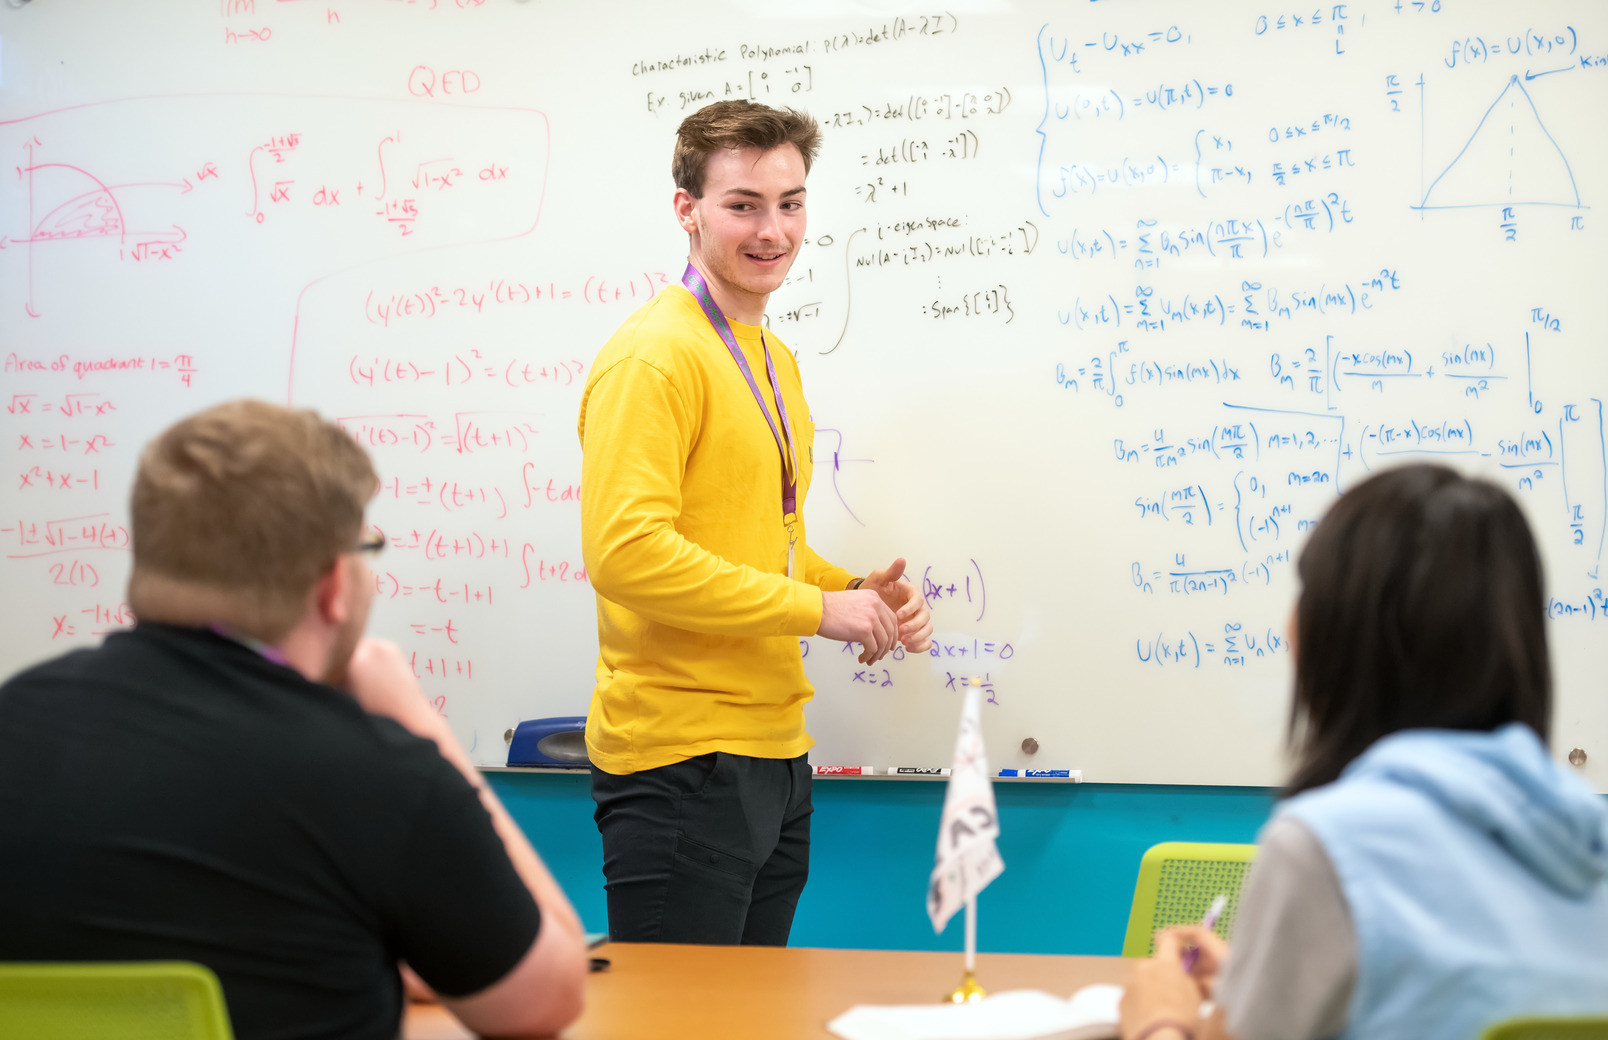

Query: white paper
[826,985,1122,1040]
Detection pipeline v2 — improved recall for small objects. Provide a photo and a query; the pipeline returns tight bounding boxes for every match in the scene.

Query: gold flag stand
[944,894,987,1003]
[946,969,987,1004]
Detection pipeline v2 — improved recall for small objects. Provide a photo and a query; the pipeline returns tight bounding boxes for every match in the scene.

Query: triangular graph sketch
[1417,74,1583,210]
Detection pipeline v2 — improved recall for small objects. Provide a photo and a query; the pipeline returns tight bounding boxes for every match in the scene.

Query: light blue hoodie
[1280,723,1608,1040]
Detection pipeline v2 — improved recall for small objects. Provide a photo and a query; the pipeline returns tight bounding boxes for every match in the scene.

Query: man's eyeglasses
[355,526,386,556]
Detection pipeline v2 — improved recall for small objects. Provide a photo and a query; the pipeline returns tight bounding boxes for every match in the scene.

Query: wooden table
[404,943,1131,1039]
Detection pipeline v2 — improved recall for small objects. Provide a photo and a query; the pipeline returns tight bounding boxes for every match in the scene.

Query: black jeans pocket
[657,832,759,943]
[671,832,757,881]
[659,751,721,799]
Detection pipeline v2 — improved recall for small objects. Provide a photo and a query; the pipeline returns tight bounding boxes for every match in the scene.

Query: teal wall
[485,773,1277,955]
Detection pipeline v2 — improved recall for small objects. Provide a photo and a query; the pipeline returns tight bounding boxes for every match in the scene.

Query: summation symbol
[1416,75,1583,211]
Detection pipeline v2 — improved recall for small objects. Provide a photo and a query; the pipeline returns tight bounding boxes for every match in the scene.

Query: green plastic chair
[1121,841,1258,957]
[0,961,235,1039]
[1479,1018,1608,1040]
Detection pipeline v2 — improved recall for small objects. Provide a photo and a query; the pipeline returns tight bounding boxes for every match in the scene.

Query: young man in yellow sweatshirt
[578,100,933,945]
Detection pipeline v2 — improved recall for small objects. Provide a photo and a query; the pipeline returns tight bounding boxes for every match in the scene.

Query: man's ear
[672,187,699,234]
[314,558,350,625]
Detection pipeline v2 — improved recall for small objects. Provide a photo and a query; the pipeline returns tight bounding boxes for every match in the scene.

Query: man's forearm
[799,541,857,592]
[587,522,823,637]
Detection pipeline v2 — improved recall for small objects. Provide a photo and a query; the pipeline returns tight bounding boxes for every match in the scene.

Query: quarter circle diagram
[28,162,128,243]
[1419,74,1583,210]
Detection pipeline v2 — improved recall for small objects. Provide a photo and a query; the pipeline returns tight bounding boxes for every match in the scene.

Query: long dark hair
[1285,464,1551,795]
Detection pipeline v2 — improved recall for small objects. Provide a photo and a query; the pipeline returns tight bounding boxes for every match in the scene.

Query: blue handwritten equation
[1136,623,1290,668]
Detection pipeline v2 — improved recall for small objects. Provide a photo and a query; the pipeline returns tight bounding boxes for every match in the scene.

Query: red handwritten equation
[406,625,471,698]
[409,618,463,643]
[380,474,510,517]
[387,527,519,562]
[520,467,581,506]
[4,353,197,387]
[376,530,588,587]
[17,467,104,491]
[374,467,579,517]
[364,273,670,325]
[48,602,136,639]
[16,433,115,455]
[348,352,584,389]
[245,133,301,223]
[3,513,130,558]
[338,413,538,455]
[7,393,118,418]
[520,548,587,589]
[247,129,518,238]
[45,559,101,588]
[374,573,495,604]
[221,3,492,46]
[411,654,473,682]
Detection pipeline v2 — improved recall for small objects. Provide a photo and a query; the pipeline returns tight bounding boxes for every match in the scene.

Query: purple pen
[1181,894,1228,973]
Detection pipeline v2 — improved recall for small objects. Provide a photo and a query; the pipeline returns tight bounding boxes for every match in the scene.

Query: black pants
[590,752,812,945]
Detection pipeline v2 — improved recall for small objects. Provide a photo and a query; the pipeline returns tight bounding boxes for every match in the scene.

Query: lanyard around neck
[681,263,799,518]
[209,624,291,667]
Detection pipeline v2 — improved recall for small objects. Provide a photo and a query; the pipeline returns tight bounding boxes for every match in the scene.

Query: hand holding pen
[1180,894,1228,974]
[1124,900,1232,1038]
[1151,895,1229,1001]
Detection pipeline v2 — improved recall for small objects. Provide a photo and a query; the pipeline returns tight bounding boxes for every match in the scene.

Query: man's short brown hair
[128,400,376,641]
[672,100,822,198]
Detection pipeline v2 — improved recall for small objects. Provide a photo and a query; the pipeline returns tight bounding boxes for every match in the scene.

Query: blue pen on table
[1180,894,1228,974]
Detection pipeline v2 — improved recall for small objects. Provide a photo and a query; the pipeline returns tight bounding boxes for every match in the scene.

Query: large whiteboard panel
[3,0,1605,787]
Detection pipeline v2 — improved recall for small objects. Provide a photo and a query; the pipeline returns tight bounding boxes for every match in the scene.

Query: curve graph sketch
[1417,74,1584,211]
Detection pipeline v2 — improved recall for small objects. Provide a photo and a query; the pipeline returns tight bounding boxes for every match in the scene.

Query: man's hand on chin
[343,637,433,729]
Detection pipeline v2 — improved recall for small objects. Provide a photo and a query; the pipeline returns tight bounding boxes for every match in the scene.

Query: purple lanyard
[210,624,291,668]
[681,263,799,518]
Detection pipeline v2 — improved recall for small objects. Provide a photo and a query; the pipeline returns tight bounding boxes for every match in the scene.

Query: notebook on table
[826,984,1123,1040]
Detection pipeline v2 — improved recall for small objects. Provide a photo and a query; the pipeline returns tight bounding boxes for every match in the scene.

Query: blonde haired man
[580,101,933,945]
[0,400,586,1040]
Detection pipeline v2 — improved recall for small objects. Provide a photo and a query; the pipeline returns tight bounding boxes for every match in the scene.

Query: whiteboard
[3,0,1606,788]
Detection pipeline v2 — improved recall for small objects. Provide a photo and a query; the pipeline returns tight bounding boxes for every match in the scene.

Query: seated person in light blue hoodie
[1122,463,1608,1040]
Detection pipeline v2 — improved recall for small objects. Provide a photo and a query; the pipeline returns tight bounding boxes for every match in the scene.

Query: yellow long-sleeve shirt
[578,285,856,774]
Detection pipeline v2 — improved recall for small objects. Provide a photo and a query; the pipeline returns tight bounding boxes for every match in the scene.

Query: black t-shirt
[0,623,540,1040]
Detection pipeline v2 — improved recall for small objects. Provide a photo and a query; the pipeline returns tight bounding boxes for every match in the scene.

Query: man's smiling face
[675,143,806,324]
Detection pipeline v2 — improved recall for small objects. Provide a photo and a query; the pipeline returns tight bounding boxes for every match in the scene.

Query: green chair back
[1479,1018,1608,1040]
[0,961,234,1040]
[1121,841,1258,957]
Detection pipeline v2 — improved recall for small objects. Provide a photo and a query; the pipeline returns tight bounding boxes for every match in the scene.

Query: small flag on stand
[928,678,1003,1003]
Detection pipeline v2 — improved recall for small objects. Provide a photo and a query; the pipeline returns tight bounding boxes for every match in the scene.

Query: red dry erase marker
[813,765,876,775]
